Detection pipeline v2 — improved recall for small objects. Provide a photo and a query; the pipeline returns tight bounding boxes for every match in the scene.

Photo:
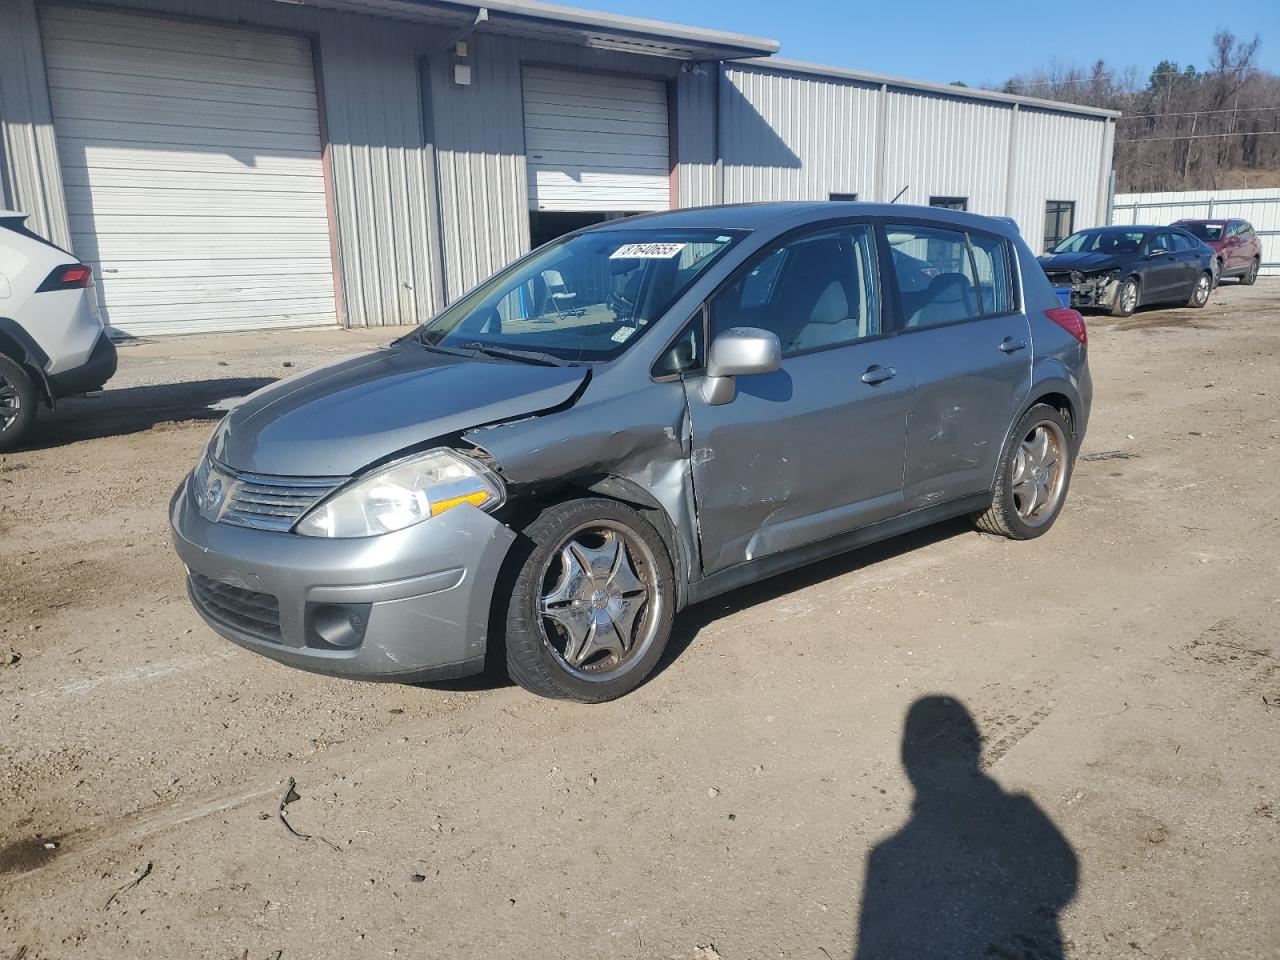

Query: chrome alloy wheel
[1193,273,1211,305]
[537,521,662,680]
[1011,420,1068,527]
[1120,281,1138,314]
[0,370,21,433]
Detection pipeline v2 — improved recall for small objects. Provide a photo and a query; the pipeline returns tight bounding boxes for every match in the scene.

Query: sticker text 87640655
[609,243,687,260]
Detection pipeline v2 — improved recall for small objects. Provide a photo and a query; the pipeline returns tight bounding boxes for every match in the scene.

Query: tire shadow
[651,517,973,682]
[423,518,974,697]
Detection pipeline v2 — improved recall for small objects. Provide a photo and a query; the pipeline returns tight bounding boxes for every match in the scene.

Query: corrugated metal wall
[676,65,718,208]
[0,0,71,248]
[720,62,1114,251]
[881,90,1009,211]
[721,64,879,203]
[1112,188,1280,277]
[1008,108,1112,251]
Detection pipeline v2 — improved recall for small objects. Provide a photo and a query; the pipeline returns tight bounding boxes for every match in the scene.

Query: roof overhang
[275,0,779,60]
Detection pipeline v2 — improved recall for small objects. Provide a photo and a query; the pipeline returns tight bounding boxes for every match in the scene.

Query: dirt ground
[2,282,1279,959]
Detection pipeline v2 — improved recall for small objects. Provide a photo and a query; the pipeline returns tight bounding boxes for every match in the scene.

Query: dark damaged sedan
[1039,224,1215,317]
[172,203,1090,702]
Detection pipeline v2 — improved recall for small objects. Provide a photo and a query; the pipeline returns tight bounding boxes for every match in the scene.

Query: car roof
[580,201,1022,237]
[1080,224,1156,233]
[1175,218,1228,225]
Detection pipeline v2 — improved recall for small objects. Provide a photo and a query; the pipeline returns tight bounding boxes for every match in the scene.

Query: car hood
[210,344,588,476]
[1038,251,1124,274]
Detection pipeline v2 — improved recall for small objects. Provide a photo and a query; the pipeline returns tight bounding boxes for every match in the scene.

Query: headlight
[294,448,504,538]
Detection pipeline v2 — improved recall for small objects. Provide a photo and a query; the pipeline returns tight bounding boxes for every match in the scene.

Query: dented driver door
[683,338,914,576]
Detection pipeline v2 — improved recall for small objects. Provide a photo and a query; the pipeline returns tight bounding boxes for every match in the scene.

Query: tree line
[988,32,1279,193]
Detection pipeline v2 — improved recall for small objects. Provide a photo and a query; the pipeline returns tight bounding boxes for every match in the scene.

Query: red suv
[1175,219,1263,285]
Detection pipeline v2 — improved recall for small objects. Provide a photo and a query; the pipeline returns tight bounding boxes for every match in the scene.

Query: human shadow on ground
[854,695,1078,960]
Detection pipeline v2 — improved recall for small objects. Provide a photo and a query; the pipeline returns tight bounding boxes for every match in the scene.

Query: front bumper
[1048,272,1119,310]
[170,476,516,682]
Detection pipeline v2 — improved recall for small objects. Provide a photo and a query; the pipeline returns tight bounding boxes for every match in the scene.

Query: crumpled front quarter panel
[464,380,698,593]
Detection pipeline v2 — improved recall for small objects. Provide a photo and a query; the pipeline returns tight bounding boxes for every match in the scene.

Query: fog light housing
[307,602,371,650]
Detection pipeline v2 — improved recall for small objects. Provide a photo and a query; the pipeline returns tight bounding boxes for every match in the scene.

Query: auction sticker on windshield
[610,242,686,259]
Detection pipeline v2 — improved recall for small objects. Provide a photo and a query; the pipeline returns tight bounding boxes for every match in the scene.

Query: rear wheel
[973,404,1074,540]
[0,354,37,453]
[502,498,675,702]
[1242,257,1260,286]
[1186,271,1212,308]
[1110,277,1139,317]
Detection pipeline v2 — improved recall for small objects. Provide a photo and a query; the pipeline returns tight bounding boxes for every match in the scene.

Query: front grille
[220,472,341,532]
[189,572,282,642]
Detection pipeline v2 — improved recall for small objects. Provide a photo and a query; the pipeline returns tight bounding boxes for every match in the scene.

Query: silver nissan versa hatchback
[172,203,1091,702]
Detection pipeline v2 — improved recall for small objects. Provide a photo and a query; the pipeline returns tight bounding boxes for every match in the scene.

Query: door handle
[999,337,1027,353]
[861,364,896,385]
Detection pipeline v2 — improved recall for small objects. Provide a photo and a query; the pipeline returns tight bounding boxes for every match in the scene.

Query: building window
[829,192,859,201]
[929,196,968,211]
[1043,201,1075,251]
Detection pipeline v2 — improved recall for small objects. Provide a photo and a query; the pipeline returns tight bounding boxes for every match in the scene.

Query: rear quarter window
[968,233,1015,315]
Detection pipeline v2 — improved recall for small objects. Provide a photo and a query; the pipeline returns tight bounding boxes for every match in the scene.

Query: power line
[1002,68,1200,89]
[1121,130,1280,143]
[1118,105,1280,120]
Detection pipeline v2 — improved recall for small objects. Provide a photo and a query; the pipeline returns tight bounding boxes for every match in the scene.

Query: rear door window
[887,225,981,329]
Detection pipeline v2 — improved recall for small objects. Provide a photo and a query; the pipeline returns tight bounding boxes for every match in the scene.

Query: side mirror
[1147,248,1167,258]
[702,327,782,405]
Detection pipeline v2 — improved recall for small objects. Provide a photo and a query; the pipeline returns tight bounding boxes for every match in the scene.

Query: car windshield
[1051,229,1147,255]
[415,228,745,363]
[1180,222,1223,242]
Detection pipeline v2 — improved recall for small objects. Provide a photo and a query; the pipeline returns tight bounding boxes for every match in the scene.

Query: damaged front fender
[462,380,699,609]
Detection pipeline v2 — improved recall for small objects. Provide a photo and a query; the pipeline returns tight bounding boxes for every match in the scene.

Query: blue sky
[571,0,1280,85]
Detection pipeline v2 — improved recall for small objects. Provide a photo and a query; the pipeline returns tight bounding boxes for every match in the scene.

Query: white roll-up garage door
[523,67,671,213]
[40,5,337,336]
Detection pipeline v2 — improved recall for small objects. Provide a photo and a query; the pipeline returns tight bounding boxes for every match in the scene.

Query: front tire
[0,354,38,453]
[1110,277,1139,317]
[1242,257,1260,286]
[1186,270,1212,308]
[502,498,675,702]
[973,404,1074,540]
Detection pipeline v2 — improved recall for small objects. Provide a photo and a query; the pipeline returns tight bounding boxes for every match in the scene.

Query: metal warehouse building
[0,0,1118,337]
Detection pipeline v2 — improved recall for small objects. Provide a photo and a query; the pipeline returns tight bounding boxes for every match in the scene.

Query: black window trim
[881,219,1021,338]
[1043,200,1076,251]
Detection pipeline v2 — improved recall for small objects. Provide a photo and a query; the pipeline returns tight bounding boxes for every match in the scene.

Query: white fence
[1111,188,1279,277]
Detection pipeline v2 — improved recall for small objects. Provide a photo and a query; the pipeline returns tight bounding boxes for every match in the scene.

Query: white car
[0,210,116,451]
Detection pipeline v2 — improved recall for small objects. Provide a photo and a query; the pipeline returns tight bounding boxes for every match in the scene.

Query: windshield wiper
[454,342,566,367]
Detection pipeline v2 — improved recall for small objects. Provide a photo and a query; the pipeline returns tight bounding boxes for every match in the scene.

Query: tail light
[36,263,93,292]
[1045,307,1087,347]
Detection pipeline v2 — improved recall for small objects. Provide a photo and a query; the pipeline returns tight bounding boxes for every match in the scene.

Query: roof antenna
[889,185,909,204]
